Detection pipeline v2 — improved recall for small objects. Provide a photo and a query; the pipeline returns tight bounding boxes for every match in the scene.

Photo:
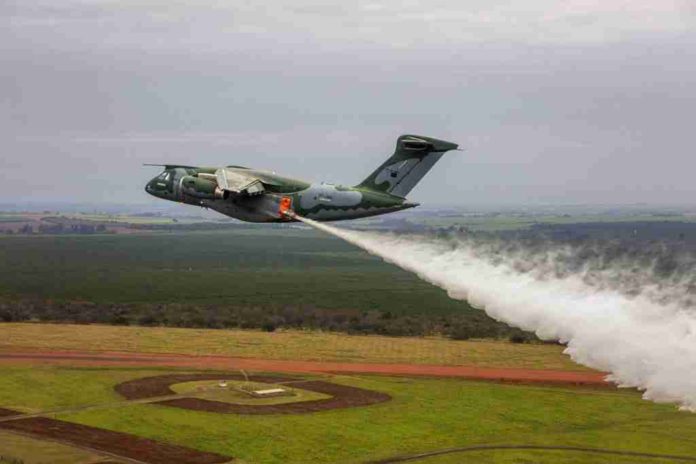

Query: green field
[0,430,102,464]
[171,379,331,405]
[414,212,696,231]
[0,365,694,463]
[0,323,586,370]
[3,214,694,340]
[0,229,473,316]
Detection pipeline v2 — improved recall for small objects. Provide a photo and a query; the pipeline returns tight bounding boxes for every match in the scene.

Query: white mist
[296,216,696,411]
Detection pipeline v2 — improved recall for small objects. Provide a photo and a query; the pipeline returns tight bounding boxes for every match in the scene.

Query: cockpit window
[157,172,170,181]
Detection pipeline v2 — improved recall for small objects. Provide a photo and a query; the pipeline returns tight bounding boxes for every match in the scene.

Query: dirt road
[0,349,609,387]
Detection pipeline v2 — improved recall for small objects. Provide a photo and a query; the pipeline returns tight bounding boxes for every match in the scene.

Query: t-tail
[357,135,459,197]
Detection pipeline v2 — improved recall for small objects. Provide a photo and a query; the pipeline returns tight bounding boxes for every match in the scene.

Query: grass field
[171,380,331,405]
[0,229,475,316]
[0,366,168,413]
[415,213,696,231]
[0,365,694,463]
[0,430,104,464]
[0,323,587,370]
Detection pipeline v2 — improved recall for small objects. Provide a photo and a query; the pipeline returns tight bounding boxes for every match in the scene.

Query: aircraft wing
[215,168,265,196]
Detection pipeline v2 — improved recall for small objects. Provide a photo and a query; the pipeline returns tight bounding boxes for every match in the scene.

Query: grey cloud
[1,1,695,206]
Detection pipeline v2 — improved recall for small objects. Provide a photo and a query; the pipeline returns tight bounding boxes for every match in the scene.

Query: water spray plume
[293,213,696,411]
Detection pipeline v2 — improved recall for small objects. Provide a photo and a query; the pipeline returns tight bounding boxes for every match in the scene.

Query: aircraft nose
[145,177,164,197]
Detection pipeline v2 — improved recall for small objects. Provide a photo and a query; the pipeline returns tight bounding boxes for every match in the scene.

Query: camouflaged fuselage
[145,135,457,222]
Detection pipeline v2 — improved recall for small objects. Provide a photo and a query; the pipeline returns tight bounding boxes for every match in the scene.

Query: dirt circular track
[368,444,696,463]
[115,373,392,414]
[0,349,610,387]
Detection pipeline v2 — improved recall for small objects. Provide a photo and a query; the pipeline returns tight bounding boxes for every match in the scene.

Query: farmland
[0,361,694,463]
[0,228,522,340]
[0,323,583,370]
[1,214,695,462]
[0,229,466,313]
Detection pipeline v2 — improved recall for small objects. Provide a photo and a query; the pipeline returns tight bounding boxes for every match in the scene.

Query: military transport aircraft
[145,135,458,222]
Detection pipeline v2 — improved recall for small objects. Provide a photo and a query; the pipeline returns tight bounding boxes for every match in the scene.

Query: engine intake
[181,176,217,199]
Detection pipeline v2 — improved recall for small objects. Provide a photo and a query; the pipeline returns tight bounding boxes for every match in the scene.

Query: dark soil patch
[116,374,391,414]
[0,408,231,464]
[0,408,18,417]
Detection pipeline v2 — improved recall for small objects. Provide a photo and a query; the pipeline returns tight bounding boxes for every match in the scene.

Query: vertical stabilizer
[357,135,458,198]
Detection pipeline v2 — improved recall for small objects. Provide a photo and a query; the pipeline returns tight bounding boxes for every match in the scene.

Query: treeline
[0,299,537,343]
[5,223,108,235]
[127,222,282,231]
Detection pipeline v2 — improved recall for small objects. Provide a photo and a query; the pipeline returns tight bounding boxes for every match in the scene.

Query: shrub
[262,321,277,332]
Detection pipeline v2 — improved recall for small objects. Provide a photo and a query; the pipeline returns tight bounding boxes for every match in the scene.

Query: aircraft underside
[207,196,417,223]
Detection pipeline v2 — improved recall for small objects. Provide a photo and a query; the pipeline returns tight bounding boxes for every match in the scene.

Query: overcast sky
[2,1,695,207]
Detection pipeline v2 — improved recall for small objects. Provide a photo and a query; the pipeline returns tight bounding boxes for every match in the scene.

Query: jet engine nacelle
[180,176,220,199]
